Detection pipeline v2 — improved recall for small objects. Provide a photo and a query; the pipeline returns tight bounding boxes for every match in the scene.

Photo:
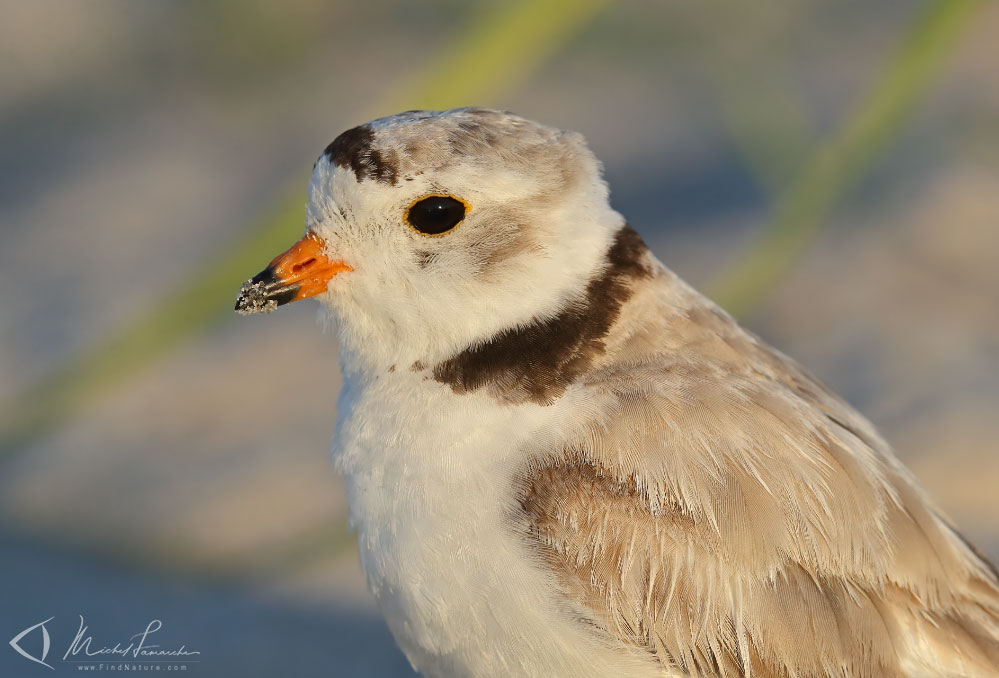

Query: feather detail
[516,267,999,678]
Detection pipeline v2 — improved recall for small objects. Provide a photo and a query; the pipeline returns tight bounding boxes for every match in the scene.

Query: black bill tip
[234,267,300,316]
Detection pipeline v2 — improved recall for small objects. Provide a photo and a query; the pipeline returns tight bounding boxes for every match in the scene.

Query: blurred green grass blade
[710,0,984,317]
[380,0,610,112]
[0,193,305,451]
[0,0,610,453]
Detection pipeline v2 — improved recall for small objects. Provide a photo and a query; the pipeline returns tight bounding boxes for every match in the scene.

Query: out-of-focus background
[1,0,997,675]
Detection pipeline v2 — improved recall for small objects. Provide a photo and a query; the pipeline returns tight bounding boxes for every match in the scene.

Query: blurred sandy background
[1,1,997,676]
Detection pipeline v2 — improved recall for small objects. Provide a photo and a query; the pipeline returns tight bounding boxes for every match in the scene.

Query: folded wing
[517,295,999,678]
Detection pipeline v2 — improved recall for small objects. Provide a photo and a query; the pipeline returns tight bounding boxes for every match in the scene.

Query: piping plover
[236,108,999,677]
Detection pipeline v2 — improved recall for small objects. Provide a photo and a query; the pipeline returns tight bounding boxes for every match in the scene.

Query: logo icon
[9,617,54,669]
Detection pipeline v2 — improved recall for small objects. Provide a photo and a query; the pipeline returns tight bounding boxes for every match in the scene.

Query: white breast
[332,368,662,678]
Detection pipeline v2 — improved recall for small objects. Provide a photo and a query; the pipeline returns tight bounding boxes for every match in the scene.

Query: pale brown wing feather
[516,271,999,677]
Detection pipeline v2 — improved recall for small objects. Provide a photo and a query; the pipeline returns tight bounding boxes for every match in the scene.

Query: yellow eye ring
[405,194,471,236]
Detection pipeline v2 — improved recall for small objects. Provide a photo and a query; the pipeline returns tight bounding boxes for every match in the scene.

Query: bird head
[236,108,625,372]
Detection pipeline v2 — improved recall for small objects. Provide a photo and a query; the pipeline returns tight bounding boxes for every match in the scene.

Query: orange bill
[235,233,352,315]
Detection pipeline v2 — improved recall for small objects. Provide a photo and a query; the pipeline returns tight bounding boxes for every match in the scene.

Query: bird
[235,108,999,678]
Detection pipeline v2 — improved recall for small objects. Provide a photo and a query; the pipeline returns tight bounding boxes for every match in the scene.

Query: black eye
[406,195,467,235]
